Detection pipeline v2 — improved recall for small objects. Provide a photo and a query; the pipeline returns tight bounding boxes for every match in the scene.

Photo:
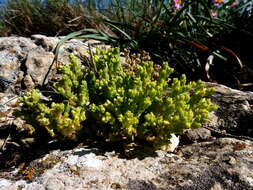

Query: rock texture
[0,35,104,93]
[0,35,104,128]
[0,35,253,190]
[183,82,253,143]
[206,82,253,137]
[0,138,252,190]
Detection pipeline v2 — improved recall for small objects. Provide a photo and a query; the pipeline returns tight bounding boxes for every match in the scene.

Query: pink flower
[213,0,224,7]
[230,0,239,7]
[213,0,224,4]
[173,0,183,10]
[211,10,218,18]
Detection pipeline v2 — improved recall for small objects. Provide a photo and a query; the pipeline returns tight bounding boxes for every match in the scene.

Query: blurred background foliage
[0,0,252,90]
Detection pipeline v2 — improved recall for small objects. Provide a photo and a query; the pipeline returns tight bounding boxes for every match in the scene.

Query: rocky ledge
[0,35,252,190]
[0,138,252,190]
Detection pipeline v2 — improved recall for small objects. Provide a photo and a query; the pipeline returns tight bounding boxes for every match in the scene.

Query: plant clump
[16,47,217,148]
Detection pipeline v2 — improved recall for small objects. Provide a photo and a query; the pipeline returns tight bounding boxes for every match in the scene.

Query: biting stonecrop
[16,47,217,148]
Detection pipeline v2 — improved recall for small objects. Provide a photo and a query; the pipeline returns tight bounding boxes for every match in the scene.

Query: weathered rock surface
[183,82,253,143]
[0,138,252,190]
[25,48,55,88]
[206,82,253,137]
[0,35,103,93]
[0,35,253,190]
[0,35,104,129]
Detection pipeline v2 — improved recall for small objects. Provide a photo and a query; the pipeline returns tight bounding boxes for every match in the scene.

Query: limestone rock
[25,48,55,86]
[23,74,35,90]
[0,35,105,93]
[31,34,59,51]
[183,127,213,143]
[0,138,252,190]
[0,35,107,132]
[183,82,253,142]
[205,82,253,137]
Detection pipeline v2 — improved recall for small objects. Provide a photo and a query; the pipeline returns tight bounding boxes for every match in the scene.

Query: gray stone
[0,35,106,133]
[0,35,105,93]
[0,138,252,190]
[0,37,36,93]
[183,127,213,143]
[23,74,35,90]
[31,34,59,51]
[205,82,253,137]
[0,178,12,189]
[25,48,55,86]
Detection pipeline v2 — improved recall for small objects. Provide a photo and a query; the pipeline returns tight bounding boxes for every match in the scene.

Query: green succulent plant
[17,47,217,148]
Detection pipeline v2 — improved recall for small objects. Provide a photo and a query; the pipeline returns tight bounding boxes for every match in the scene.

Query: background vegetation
[0,0,252,90]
